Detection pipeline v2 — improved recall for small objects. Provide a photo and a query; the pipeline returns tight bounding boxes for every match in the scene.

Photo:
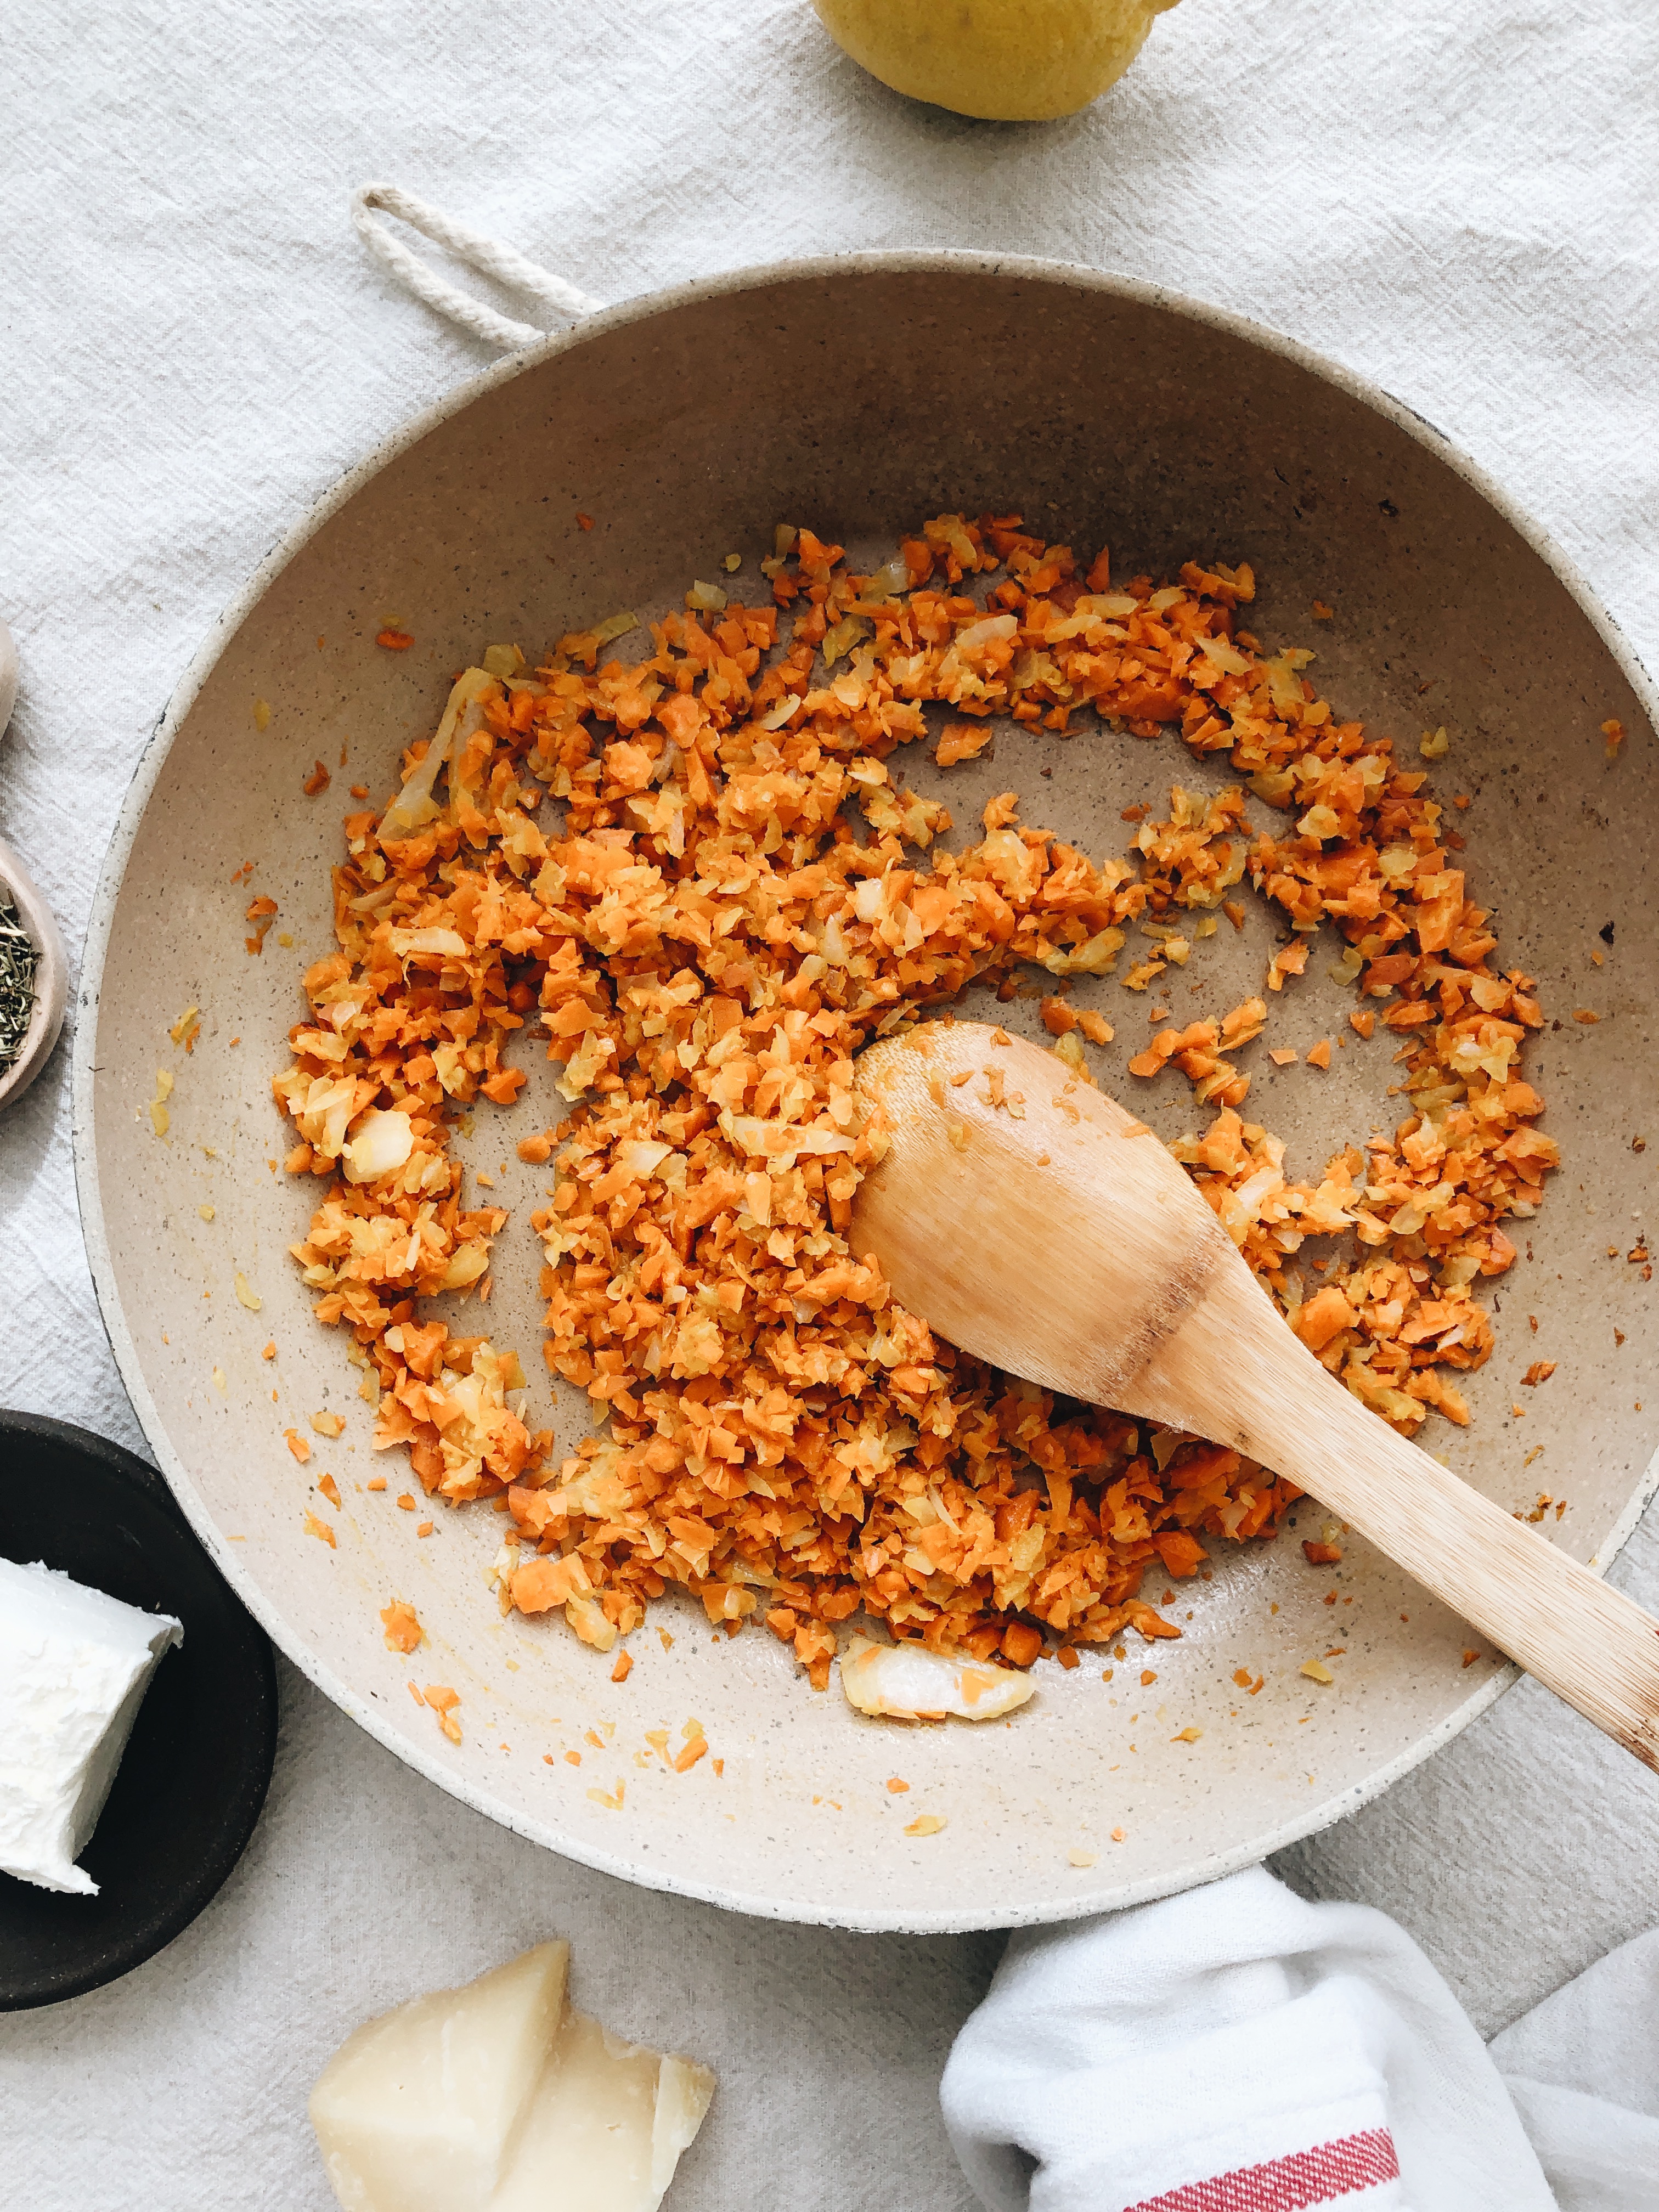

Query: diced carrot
[381,1600,423,1652]
[1295,1287,1355,1352]
[1152,1531,1207,1578]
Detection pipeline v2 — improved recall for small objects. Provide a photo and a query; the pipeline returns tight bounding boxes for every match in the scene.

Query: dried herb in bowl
[0,890,40,1072]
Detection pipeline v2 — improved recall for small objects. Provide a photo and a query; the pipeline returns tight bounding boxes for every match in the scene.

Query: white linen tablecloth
[2,2,1656,2204]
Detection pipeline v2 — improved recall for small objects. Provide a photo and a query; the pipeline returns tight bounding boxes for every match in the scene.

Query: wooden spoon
[853,1019,1659,1769]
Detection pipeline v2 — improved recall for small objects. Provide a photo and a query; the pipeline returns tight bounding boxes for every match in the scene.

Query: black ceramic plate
[0,1410,276,2007]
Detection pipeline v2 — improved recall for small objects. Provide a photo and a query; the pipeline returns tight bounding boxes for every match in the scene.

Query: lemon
[812,0,1181,121]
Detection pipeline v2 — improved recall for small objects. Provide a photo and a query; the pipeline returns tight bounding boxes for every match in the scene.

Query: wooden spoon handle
[1269,1348,1659,1768]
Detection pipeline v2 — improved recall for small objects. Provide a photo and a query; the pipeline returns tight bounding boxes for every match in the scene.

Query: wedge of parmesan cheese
[309,1940,714,2212]
[838,1632,1035,1721]
[0,1556,183,1894]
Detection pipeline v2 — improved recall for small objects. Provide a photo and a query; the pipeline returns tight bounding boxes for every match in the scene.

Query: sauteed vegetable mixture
[275,516,1554,1686]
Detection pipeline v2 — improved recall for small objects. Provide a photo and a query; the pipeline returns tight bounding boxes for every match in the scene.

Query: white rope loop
[352,182,604,351]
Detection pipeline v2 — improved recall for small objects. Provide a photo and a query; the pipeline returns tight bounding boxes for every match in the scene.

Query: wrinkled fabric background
[2,2,1656,2204]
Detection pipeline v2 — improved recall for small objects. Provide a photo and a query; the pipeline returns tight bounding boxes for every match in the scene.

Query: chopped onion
[925,515,979,567]
[342,1110,415,1185]
[952,613,1018,652]
[722,1115,855,1159]
[839,1635,1035,1722]
[1195,633,1250,676]
[614,1139,673,1180]
[861,556,910,602]
[390,926,469,959]
[1263,647,1314,713]
[380,668,499,837]
[821,615,869,665]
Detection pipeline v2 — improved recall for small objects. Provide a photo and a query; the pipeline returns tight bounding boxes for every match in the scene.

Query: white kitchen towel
[941,1864,1658,2212]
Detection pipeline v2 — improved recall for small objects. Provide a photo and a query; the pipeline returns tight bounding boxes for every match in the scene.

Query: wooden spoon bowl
[854,1020,1659,1769]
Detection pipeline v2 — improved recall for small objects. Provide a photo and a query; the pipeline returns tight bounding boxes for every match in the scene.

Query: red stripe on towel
[1128,2126,1401,2211]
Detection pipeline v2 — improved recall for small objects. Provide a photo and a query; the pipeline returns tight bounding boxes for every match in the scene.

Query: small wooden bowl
[0,623,66,1115]
[0,836,68,1114]
[0,618,16,740]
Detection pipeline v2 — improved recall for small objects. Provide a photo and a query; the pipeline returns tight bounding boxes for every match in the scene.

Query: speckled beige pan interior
[74,256,1659,1932]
